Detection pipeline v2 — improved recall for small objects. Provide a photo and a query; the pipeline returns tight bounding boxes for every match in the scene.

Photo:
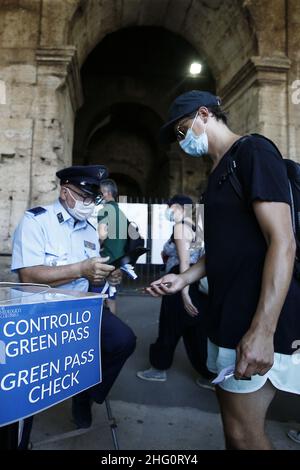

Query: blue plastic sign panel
[0,295,103,427]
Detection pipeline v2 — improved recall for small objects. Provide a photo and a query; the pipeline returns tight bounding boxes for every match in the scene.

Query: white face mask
[179,113,208,157]
[65,188,95,221]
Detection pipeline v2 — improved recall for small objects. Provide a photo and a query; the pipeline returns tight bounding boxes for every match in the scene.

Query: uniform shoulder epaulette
[87,220,96,230]
[27,206,46,216]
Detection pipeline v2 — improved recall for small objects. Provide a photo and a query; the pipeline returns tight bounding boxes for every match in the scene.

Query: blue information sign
[0,293,103,427]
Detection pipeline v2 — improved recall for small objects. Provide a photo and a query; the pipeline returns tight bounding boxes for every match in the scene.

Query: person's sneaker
[195,376,215,391]
[136,367,167,382]
[72,395,92,428]
[287,429,300,444]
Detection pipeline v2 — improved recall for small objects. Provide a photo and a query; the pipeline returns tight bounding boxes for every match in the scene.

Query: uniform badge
[84,240,96,250]
[57,212,64,223]
[27,206,46,216]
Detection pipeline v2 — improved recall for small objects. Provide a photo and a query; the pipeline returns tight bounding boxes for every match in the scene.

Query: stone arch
[66,1,293,156]
[108,172,143,198]
[73,24,215,198]
[68,0,280,175]
[68,0,258,90]
[73,91,166,166]
[75,100,170,198]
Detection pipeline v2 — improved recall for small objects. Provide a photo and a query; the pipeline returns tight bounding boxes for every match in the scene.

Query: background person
[147,90,300,450]
[95,178,128,314]
[137,194,213,389]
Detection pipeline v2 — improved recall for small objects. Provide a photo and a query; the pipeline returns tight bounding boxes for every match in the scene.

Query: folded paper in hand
[120,264,138,280]
[111,247,149,280]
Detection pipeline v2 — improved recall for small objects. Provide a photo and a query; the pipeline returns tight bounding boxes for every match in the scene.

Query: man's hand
[235,328,274,379]
[80,257,115,284]
[146,273,186,297]
[107,269,123,286]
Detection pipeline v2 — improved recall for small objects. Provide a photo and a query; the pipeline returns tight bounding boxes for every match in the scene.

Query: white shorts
[207,338,300,394]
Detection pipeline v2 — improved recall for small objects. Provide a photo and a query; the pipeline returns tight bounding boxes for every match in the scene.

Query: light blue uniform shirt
[11,199,100,292]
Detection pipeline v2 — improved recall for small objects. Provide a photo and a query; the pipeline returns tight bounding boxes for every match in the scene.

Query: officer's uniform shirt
[11,199,99,292]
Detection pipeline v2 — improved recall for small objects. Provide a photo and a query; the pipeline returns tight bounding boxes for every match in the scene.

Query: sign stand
[31,398,119,450]
[105,398,119,450]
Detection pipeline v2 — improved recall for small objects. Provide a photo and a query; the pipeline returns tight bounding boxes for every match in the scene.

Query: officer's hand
[107,269,123,286]
[81,257,115,284]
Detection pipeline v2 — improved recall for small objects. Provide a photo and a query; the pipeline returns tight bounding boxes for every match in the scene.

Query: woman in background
[137,194,214,389]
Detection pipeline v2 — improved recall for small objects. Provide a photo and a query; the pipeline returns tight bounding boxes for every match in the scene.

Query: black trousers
[15,307,136,449]
[0,422,19,450]
[149,271,211,378]
[79,306,136,403]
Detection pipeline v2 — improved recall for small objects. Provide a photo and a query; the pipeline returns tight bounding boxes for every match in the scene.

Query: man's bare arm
[235,201,296,378]
[147,255,206,297]
[180,254,206,286]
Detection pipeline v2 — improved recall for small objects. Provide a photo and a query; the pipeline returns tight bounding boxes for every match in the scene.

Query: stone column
[219,55,291,155]
[0,50,37,257]
[32,46,83,205]
[286,0,300,161]
[0,45,82,273]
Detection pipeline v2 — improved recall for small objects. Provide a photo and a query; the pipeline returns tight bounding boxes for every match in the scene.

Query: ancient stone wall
[0,1,40,255]
[0,1,81,266]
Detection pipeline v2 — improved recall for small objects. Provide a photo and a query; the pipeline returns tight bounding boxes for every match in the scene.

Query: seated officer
[11,165,136,447]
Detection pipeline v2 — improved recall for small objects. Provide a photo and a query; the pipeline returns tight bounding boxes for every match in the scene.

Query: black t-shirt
[203,134,300,354]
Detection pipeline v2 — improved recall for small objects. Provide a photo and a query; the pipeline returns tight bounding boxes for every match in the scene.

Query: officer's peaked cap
[56,165,109,196]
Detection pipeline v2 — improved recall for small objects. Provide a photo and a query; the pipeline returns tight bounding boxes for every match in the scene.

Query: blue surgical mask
[179,113,208,157]
[165,208,175,222]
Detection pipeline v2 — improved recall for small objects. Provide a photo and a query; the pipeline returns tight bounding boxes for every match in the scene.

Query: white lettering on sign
[291,80,300,105]
[0,348,95,402]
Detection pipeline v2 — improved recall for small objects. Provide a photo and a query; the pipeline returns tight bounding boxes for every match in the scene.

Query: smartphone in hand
[135,282,172,293]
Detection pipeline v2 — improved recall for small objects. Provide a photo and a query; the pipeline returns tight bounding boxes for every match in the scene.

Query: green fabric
[97,201,127,262]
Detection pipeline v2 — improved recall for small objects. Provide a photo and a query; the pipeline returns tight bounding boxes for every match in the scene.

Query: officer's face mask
[179,113,208,157]
[65,188,95,221]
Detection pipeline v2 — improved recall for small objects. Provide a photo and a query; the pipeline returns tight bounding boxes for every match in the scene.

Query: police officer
[11,165,136,448]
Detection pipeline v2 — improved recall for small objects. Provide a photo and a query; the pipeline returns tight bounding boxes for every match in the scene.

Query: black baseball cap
[159,90,221,144]
[168,194,193,207]
[56,165,109,196]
